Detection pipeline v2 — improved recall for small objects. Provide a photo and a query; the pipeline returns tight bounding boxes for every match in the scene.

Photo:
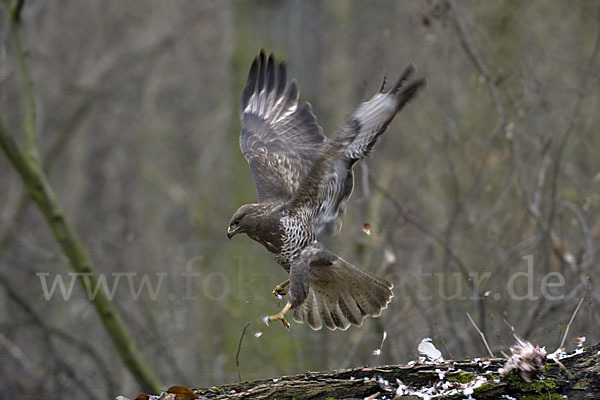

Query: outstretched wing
[290,66,425,236]
[239,51,327,203]
[289,242,393,331]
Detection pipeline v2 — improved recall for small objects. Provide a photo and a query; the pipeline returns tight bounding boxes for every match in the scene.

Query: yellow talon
[265,302,292,329]
[272,280,289,303]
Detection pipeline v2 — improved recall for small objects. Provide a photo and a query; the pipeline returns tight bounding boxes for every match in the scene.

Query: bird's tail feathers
[292,259,393,331]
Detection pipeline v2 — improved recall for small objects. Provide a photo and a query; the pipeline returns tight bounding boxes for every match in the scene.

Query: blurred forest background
[1,0,599,398]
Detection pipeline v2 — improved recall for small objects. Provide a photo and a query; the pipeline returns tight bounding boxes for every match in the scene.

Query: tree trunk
[193,343,600,399]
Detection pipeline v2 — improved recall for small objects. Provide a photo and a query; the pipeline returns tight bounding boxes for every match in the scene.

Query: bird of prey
[228,51,424,330]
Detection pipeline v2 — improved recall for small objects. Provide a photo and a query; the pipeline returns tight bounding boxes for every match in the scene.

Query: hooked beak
[227,226,239,239]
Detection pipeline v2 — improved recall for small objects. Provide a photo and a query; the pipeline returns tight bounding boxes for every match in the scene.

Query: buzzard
[228,51,424,330]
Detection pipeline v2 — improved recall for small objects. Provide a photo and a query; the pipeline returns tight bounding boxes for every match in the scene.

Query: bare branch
[507,128,558,244]
[547,10,600,239]
[532,154,551,213]
[466,311,494,357]
[236,323,250,381]
[0,332,33,377]
[558,297,585,350]
[6,0,37,156]
[434,322,455,360]
[559,200,595,270]
[447,0,505,130]
[0,268,104,400]
[370,177,474,292]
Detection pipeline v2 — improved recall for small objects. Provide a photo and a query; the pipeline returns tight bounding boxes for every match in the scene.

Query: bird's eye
[233,218,241,226]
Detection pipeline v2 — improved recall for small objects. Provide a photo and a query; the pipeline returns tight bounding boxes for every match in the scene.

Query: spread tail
[292,258,393,331]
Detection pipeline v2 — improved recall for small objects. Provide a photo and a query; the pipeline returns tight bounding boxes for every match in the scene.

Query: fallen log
[191,342,599,399]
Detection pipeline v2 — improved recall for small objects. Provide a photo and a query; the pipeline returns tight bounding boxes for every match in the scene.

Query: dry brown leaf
[167,385,198,400]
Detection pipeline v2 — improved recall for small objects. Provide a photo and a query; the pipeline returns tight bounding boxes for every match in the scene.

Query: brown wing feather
[240,51,327,203]
[289,67,425,235]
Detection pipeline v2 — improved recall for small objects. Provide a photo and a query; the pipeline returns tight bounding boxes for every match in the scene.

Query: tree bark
[193,343,600,399]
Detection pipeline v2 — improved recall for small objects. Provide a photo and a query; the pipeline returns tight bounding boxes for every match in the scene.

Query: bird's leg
[272,279,290,303]
[264,302,291,329]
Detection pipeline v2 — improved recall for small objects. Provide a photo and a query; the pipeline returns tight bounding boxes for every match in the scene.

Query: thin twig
[444,0,508,241]
[466,311,494,357]
[0,268,104,400]
[558,297,585,350]
[372,331,387,356]
[433,322,454,360]
[547,10,600,239]
[0,332,33,377]
[559,201,595,270]
[370,178,474,292]
[447,0,505,136]
[508,135,557,242]
[524,16,600,330]
[532,154,551,213]
[440,1,510,351]
[236,323,250,381]
[502,318,515,333]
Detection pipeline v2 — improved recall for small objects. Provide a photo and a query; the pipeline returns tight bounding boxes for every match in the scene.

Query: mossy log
[193,343,599,399]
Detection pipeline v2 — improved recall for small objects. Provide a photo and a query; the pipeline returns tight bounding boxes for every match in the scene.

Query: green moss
[473,383,494,393]
[502,370,560,399]
[446,371,477,383]
[505,371,557,392]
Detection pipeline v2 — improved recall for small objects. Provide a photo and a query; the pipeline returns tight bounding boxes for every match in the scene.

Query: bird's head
[227,203,262,239]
